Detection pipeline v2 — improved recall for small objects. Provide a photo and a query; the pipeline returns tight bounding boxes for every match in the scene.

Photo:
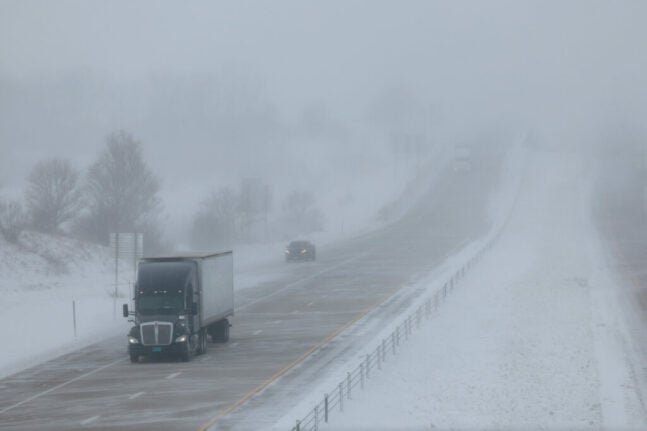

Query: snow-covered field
[279,147,647,430]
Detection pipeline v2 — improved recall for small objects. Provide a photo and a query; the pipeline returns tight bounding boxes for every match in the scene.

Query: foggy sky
[1,0,646,239]
[2,1,645,111]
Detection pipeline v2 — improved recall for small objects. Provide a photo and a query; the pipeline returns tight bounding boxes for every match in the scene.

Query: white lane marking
[200,356,209,362]
[0,357,124,415]
[306,301,314,307]
[253,330,262,336]
[80,415,100,425]
[237,250,373,312]
[230,342,239,348]
[128,391,145,400]
[166,372,182,380]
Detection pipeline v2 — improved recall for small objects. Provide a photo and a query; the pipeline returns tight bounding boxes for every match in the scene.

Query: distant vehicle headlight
[128,336,139,344]
[175,334,188,343]
[285,249,290,254]
[300,249,306,254]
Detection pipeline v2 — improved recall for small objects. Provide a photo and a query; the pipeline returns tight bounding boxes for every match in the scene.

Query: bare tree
[0,199,26,243]
[78,130,162,245]
[191,187,239,249]
[25,158,82,233]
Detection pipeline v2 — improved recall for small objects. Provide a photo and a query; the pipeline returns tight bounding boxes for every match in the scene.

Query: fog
[1,0,646,246]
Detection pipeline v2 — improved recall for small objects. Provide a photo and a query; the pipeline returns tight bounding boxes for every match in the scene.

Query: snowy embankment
[278,146,647,430]
[0,232,129,378]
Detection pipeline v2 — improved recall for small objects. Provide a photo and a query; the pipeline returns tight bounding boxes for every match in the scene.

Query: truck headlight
[128,336,139,344]
[175,334,188,343]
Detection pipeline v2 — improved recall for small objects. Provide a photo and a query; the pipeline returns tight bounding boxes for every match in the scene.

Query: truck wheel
[129,352,139,363]
[180,341,190,362]
[211,319,230,343]
[221,323,230,342]
[197,329,207,355]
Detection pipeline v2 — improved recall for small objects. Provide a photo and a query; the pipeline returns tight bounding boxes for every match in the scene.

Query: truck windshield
[137,294,184,315]
[136,261,194,315]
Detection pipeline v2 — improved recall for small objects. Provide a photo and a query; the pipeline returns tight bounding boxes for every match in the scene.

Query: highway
[0,142,506,431]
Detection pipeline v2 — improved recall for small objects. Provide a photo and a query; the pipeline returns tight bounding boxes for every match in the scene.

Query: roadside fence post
[360,363,365,389]
[347,372,351,399]
[382,339,387,362]
[378,345,382,370]
[314,405,319,431]
[366,354,370,379]
[324,394,329,423]
[296,420,300,431]
[339,382,343,412]
[391,332,396,355]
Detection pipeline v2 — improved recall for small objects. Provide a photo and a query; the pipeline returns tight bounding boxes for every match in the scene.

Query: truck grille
[140,322,173,346]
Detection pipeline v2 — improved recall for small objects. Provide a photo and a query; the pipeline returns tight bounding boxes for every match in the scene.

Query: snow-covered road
[301,148,647,430]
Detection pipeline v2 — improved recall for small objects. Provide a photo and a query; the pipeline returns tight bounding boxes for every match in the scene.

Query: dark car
[285,240,316,262]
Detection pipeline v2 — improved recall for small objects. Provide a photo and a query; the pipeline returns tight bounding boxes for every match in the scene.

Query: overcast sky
[3,1,645,115]
[1,1,646,239]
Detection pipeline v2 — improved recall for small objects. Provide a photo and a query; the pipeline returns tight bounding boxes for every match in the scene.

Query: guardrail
[289,240,491,431]
[288,143,526,431]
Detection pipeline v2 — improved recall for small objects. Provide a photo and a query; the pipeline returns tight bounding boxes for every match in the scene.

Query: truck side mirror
[122,304,129,318]
[191,302,198,316]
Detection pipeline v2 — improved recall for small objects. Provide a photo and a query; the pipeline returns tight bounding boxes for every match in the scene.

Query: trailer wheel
[210,319,230,343]
[129,353,139,363]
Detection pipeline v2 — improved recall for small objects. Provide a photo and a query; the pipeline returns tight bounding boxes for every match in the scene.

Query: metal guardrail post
[366,354,370,379]
[391,332,396,354]
[382,339,386,362]
[324,394,329,423]
[314,405,319,431]
[360,362,365,389]
[347,372,351,399]
[339,382,343,412]
[378,344,382,370]
[296,420,300,431]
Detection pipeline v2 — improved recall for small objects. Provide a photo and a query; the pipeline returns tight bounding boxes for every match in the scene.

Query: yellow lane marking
[196,309,371,431]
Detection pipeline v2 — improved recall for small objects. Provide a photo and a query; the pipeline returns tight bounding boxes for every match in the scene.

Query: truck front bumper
[129,342,188,357]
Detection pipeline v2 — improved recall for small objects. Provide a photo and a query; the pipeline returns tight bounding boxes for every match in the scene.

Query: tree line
[0,130,324,253]
[0,131,165,253]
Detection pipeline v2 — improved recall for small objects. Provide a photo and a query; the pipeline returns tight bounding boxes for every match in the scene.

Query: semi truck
[122,251,234,362]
